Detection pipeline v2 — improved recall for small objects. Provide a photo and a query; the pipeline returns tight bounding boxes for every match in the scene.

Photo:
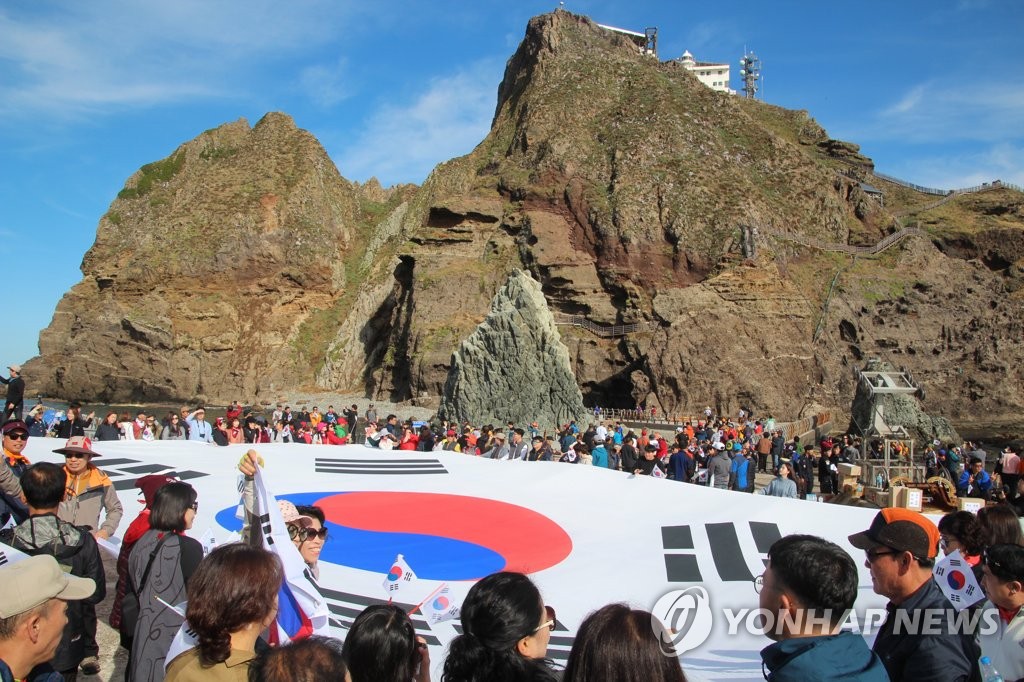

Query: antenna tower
[739,51,760,99]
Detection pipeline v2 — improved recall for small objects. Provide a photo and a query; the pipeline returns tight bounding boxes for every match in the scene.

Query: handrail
[760,225,926,256]
[554,314,655,337]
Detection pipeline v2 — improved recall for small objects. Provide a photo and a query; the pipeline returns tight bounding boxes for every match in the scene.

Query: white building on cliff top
[675,50,734,94]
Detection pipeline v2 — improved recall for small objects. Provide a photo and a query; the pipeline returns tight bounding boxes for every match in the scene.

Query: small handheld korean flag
[933,549,985,611]
[652,465,666,479]
[199,527,241,557]
[383,554,418,598]
[420,583,460,626]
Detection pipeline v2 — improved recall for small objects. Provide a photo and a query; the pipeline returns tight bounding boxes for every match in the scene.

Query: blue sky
[2,0,1022,368]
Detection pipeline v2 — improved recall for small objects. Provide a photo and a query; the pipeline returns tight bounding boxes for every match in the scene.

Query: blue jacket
[0,659,63,682]
[591,445,609,468]
[957,468,991,496]
[761,631,889,681]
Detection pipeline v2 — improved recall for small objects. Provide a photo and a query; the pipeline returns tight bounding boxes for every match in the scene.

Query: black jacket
[93,422,122,441]
[54,415,92,439]
[872,577,979,682]
[5,514,105,673]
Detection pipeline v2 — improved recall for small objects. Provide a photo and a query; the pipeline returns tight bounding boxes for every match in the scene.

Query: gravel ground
[89,550,128,681]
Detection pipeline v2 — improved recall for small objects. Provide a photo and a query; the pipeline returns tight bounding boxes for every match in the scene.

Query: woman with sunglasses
[979,544,1024,681]
[280,501,328,580]
[343,604,430,682]
[127,482,203,682]
[443,571,558,682]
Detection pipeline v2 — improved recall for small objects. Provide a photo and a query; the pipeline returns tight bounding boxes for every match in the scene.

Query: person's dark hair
[767,535,857,627]
[970,456,984,467]
[985,543,1024,584]
[21,462,66,509]
[187,544,283,666]
[342,604,418,682]
[295,505,325,526]
[562,604,686,682]
[978,504,1024,548]
[149,482,197,533]
[248,635,346,682]
[938,511,986,556]
[442,571,556,682]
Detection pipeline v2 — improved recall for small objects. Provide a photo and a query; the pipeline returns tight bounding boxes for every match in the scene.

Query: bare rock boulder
[438,270,586,430]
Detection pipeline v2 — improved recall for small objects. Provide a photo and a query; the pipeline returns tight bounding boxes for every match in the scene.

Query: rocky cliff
[23,113,413,403]
[24,10,1024,433]
[438,269,586,429]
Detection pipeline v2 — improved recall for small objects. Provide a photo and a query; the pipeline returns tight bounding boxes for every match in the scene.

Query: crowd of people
[3,391,1024,680]
[6,471,1024,682]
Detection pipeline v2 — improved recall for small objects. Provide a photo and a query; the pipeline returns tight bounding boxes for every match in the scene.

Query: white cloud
[883,142,1024,190]
[298,57,351,108]
[882,84,927,116]
[333,60,502,185]
[0,1,361,119]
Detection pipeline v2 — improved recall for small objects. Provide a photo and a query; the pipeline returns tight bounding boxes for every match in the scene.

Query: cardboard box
[840,475,861,492]
[863,487,891,507]
[891,487,923,511]
[958,497,986,514]
[838,463,862,478]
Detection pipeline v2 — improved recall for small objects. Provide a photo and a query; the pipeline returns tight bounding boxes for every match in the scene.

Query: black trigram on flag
[259,513,275,546]
[315,457,448,476]
[319,585,443,648]
[99,458,209,491]
[662,521,782,583]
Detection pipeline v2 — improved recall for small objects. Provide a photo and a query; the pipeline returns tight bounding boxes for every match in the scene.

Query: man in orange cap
[848,508,979,681]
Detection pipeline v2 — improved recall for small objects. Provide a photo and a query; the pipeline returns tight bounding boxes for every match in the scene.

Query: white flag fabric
[251,466,331,644]
[420,583,460,625]
[198,527,241,557]
[0,540,31,567]
[383,553,418,598]
[934,549,985,610]
[166,465,331,670]
[652,465,666,479]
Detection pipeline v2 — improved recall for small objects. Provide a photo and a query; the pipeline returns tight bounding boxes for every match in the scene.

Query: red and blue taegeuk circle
[216,491,573,581]
[946,570,966,590]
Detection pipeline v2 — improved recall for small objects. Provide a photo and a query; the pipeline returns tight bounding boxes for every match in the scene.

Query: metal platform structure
[856,368,920,481]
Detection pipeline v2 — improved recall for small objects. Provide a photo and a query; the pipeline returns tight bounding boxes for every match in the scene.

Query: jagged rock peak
[495,10,643,124]
[438,269,586,431]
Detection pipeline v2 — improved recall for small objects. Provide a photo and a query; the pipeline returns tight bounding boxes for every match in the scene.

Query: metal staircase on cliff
[553,314,655,337]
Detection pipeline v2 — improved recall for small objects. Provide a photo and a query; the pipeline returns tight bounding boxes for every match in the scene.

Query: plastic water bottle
[980,656,1004,682]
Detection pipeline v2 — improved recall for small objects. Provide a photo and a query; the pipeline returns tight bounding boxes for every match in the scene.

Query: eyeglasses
[533,605,556,633]
[5,432,28,441]
[63,453,87,459]
[865,548,899,563]
[297,527,328,541]
[189,502,199,512]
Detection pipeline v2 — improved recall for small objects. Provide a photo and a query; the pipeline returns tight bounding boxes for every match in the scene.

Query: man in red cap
[109,474,178,642]
[53,436,123,676]
[848,508,979,681]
